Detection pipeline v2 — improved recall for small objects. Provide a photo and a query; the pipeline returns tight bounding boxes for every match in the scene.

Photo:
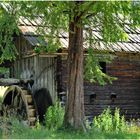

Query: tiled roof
[18,16,140,54]
[1,3,140,53]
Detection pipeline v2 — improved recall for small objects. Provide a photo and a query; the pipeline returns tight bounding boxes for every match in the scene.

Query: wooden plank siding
[12,34,140,119]
[33,56,57,102]
[11,36,57,103]
[12,55,57,103]
[61,54,140,120]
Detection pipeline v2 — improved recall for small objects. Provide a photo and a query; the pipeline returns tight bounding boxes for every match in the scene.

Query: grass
[0,113,140,139]
[5,127,140,139]
[0,119,139,139]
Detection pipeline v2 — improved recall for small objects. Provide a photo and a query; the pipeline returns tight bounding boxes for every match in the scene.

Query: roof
[18,16,140,54]
[2,4,140,53]
[1,3,140,54]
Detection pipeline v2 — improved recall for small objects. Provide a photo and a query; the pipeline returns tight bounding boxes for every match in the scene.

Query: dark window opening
[89,93,96,103]
[110,92,117,102]
[99,62,106,73]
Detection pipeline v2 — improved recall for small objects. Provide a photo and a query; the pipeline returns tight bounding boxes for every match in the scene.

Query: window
[99,62,106,73]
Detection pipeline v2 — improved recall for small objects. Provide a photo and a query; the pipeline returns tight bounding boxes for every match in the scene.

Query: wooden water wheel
[1,85,37,126]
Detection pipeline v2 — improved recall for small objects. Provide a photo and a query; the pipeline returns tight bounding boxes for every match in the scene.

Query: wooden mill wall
[11,34,140,119]
[11,35,57,102]
[61,54,140,119]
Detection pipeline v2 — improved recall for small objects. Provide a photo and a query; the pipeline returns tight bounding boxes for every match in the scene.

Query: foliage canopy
[0,4,19,64]
[10,1,139,85]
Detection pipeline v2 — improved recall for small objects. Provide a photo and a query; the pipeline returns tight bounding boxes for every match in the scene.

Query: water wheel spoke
[11,87,16,105]
[2,85,37,126]
[18,97,27,119]
[18,96,23,109]
[13,94,18,107]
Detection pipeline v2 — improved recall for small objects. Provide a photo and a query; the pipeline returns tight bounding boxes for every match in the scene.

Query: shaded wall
[61,54,140,119]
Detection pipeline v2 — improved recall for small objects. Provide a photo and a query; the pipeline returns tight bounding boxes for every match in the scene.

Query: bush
[93,107,113,132]
[113,108,127,132]
[93,107,128,133]
[128,119,140,134]
[45,101,65,130]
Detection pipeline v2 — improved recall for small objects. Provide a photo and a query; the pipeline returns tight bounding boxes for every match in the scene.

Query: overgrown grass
[93,107,128,132]
[1,122,140,139]
[45,101,65,130]
[0,104,140,139]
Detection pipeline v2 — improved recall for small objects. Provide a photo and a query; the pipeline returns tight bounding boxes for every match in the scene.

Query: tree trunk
[64,16,85,129]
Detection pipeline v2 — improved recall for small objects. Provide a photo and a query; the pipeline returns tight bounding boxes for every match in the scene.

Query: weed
[0,106,139,139]
[93,107,128,133]
[45,101,65,130]
[0,116,139,139]
[93,107,113,132]
[128,119,140,134]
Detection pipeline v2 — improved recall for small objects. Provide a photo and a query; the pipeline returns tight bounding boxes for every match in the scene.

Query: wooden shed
[7,16,140,120]
[9,17,60,102]
[61,53,140,120]
[60,27,140,120]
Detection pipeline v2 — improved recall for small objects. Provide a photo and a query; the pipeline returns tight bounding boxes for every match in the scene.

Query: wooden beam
[0,78,34,86]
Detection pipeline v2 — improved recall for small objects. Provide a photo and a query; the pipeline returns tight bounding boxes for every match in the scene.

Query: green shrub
[93,107,113,132]
[128,119,140,134]
[93,107,128,133]
[45,101,65,130]
[113,108,127,132]
[35,118,42,129]
[0,116,139,139]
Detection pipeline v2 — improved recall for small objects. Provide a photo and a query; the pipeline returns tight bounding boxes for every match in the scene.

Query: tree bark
[64,13,85,129]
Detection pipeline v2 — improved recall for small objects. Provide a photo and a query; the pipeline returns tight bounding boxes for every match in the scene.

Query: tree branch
[76,1,96,22]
